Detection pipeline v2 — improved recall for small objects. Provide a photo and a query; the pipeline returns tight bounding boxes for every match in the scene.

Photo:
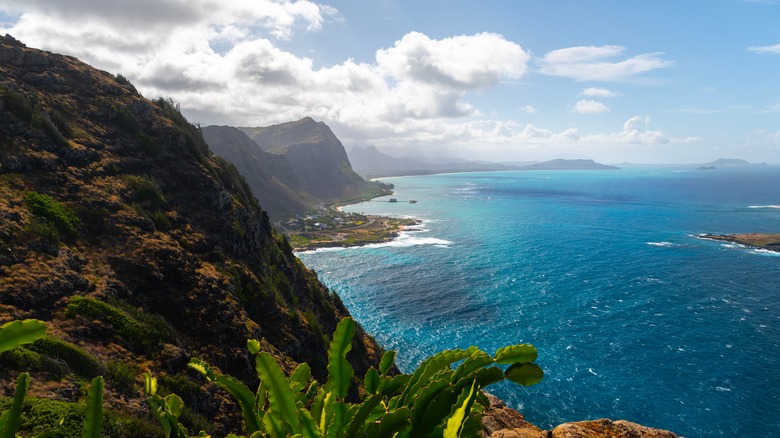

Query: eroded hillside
[0,35,383,434]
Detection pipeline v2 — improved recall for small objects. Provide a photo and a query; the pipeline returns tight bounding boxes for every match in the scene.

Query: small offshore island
[699,233,780,253]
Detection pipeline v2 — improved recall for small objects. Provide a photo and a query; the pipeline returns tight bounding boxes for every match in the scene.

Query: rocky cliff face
[0,35,383,433]
[201,125,311,217]
[236,118,386,205]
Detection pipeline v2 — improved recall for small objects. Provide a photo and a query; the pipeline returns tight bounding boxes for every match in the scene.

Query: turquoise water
[297,167,780,437]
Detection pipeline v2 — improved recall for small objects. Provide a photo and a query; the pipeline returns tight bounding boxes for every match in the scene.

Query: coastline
[698,233,780,253]
[289,215,422,252]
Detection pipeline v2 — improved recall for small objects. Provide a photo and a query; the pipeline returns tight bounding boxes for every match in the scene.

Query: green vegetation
[66,296,176,351]
[23,192,79,239]
[2,317,543,437]
[0,84,34,122]
[26,337,103,378]
[179,316,542,437]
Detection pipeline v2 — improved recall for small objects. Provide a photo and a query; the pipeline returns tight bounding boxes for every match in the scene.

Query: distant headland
[699,233,780,253]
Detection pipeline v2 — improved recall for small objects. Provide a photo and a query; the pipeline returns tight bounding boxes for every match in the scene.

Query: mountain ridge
[0,34,383,433]
[204,121,389,218]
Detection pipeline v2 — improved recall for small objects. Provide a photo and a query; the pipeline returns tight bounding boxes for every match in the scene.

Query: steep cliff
[0,35,383,433]
[201,125,311,217]
[237,118,387,205]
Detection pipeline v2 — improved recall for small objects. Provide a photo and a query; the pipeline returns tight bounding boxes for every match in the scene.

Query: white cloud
[375,32,529,89]
[580,87,620,98]
[539,45,672,81]
[0,0,337,39]
[573,99,609,114]
[0,4,699,161]
[519,105,537,113]
[748,43,780,53]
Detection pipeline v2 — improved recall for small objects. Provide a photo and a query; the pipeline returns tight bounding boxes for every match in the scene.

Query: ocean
[296,166,780,437]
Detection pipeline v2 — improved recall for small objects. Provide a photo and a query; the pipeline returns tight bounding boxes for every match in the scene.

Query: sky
[1,0,779,163]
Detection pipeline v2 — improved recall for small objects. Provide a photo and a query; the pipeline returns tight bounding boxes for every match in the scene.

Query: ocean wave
[747,205,780,209]
[647,241,675,247]
[749,248,780,257]
[371,234,453,249]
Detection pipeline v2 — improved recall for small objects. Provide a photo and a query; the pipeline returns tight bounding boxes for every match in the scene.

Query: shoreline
[698,233,780,253]
[289,215,422,252]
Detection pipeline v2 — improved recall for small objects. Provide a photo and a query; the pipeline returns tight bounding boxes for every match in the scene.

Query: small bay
[298,166,780,437]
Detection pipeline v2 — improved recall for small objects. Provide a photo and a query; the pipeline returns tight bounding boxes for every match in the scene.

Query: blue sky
[1,0,778,163]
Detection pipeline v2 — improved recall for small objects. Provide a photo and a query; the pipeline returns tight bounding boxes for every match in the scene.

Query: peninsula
[700,233,780,252]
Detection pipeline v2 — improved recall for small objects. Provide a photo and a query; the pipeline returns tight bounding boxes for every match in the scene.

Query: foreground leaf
[0,319,46,354]
[0,373,30,438]
[82,376,104,438]
[504,363,544,386]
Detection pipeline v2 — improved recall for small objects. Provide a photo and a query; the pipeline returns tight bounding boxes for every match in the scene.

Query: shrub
[23,192,79,238]
[0,84,33,122]
[126,175,165,206]
[0,346,69,376]
[66,296,175,351]
[26,337,104,378]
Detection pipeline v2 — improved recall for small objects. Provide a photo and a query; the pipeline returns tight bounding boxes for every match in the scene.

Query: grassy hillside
[0,35,383,434]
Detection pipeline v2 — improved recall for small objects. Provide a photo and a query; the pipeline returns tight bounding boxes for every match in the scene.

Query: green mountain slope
[227,117,385,207]
[0,35,383,433]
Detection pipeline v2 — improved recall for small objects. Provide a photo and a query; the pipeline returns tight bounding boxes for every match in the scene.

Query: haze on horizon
[2,0,778,164]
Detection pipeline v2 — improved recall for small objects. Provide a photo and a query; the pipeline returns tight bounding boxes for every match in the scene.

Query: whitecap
[749,248,780,257]
[747,205,780,209]
[647,241,675,247]
[715,387,731,392]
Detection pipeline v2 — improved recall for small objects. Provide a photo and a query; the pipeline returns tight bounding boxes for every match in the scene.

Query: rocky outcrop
[549,419,678,438]
[482,394,678,438]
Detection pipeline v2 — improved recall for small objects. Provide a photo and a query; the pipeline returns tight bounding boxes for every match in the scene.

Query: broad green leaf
[263,411,286,438]
[443,381,478,438]
[379,350,396,375]
[164,394,185,418]
[344,394,382,438]
[255,352,301,434]
[0,319,46,354]
[399,349,471,406]
[143,372,158,396]
[366,407,411,438]
[247,339,261,355]
[298,408,322,438]
[473,366,504,388]
[215,375,262,433]
[493,344,538,365]
[452,350,492,383]
[504,363,544,386]
[409,379,450,435]
[188,357,217,381]
[364,367,379,395]
[327,317,354,400]
[1,372,30,438]
[460,410,484,437]
[288,363,311,394]
[418,387,458,435]
[82,376,103,438]
[378,374,411,398]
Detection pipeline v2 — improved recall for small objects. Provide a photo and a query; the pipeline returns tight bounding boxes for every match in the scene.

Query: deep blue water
[297,166,780,437]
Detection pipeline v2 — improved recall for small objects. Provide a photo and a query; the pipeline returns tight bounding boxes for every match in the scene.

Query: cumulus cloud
[580,87,620,97]
[375,32,529,89]
[539,45,672,81]
[748,43,780,54]
[0,0,337,39]
[0,3,695,161]
[573,99,609,114]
